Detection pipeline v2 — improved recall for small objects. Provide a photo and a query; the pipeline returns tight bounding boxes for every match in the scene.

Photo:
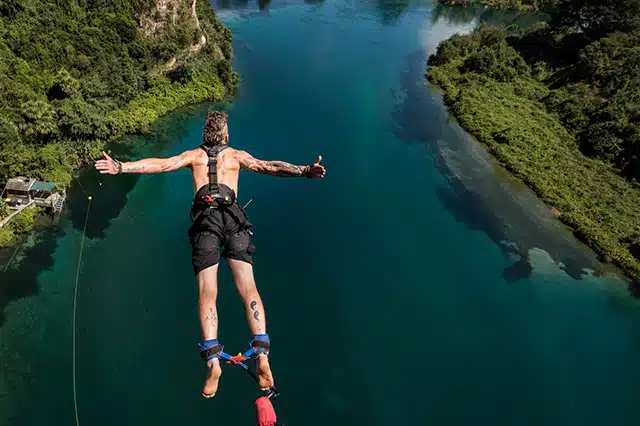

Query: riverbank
[426,25,640,284]
[0,0,238,249]
[436,0,553,12]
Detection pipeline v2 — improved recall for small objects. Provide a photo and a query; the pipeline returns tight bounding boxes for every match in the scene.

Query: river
[1,1,639,425]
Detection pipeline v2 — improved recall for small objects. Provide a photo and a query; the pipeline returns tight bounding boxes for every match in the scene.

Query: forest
[0,0,238,246]
[428,0,640,282]
[0,0,238,187]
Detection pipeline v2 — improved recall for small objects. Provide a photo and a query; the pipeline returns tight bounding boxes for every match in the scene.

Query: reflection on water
[430,2,548,27]
[0,228,63,327]
[389,2,610,286]
[373,0,412,25]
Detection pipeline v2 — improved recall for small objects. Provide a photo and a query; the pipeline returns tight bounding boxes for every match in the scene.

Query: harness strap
[226,202,253,234]
[199,144,229,185]
[190,201,252,236]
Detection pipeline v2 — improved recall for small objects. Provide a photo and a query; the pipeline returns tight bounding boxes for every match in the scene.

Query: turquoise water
[2,1,640,425]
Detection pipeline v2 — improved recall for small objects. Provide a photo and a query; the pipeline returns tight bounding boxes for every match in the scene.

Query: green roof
[31,181,57,192]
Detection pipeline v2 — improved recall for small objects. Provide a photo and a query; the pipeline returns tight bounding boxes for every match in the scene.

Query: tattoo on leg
[250,300,257,311]
[205,308,217,324]
[253,311,260,321]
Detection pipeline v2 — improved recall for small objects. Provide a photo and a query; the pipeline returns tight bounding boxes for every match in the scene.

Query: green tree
[19,100,58,140]
[550,0,640,40]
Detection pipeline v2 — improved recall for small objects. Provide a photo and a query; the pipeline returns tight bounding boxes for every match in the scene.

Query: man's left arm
[237,151,326,179]
[95,151,193,175]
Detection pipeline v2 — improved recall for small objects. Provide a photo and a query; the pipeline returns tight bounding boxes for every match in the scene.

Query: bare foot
[255,354,275,390]
[202,358,222,398]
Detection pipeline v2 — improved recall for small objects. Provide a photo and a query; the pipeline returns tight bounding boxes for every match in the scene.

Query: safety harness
[190,144,252,234]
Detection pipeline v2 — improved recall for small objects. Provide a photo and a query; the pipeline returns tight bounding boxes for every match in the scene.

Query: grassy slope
[428,62,640,282]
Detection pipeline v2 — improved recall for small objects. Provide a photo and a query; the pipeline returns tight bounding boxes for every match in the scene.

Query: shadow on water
[392,43,612,286]
[0,228,64,327]
[0,104,212,327]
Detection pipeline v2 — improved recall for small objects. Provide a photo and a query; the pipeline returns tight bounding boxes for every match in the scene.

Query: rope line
[73,177,89,198]
[72,197,91,426]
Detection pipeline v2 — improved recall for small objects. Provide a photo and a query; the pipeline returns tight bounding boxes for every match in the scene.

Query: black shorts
[188,207,255,275]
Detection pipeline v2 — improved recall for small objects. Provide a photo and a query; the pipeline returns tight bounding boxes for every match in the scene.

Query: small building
[2,177,66,214]
[2,177,35,206]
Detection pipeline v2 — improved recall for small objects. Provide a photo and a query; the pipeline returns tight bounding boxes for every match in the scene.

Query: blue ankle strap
[198,339,223,361]
[252,334,270,343]
[241,334,271,360]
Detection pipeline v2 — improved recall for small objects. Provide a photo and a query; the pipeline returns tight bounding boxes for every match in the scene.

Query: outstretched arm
[237,151,326,179]
[95,151,194,175]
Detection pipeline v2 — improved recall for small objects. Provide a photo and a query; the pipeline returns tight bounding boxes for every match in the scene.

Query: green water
[2,1,640,425]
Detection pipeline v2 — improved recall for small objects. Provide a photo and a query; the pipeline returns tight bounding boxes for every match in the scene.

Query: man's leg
[228,259,275,390]
[198,264,222,398]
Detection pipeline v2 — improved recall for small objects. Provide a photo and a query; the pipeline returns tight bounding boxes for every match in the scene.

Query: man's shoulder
[191,145,240,162]
[188,147,209,165]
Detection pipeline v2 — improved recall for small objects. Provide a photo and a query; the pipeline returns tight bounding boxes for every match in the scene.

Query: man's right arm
[95,150,195,175]
[236,150,326,179]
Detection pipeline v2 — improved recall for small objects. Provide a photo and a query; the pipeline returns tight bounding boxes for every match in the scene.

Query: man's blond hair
[203,111,228,146]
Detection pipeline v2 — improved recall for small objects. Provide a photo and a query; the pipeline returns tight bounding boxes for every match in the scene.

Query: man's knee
[198,265,219,295]
[236,277,258,300]
[230,266,259,300]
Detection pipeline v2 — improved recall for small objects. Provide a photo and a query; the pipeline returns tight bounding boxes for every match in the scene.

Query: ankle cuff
[252,333,270,343]
[198,339,223,361]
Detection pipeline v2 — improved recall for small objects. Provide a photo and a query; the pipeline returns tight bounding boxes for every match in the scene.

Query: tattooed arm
[237,151,326,179]
[95,150,194,175]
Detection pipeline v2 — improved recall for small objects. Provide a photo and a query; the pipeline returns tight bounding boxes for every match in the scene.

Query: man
[95,111,325,398]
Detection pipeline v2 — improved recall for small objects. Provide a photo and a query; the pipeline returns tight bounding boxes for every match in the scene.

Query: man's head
[203,111,229,146]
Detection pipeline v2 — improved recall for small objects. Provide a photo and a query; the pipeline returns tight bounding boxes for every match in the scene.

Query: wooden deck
[34,192,66,212]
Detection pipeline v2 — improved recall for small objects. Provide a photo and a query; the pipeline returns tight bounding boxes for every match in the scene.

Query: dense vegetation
[427,0,640,282]
[437,0,558,12]
[0,206,40,248]
[0,0,238,188]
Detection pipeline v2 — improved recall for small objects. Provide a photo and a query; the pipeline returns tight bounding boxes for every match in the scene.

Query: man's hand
[306,155,326,179]
[95,151,120,175]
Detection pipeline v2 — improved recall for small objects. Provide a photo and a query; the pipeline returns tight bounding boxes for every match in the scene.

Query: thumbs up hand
[307,155,326,179]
